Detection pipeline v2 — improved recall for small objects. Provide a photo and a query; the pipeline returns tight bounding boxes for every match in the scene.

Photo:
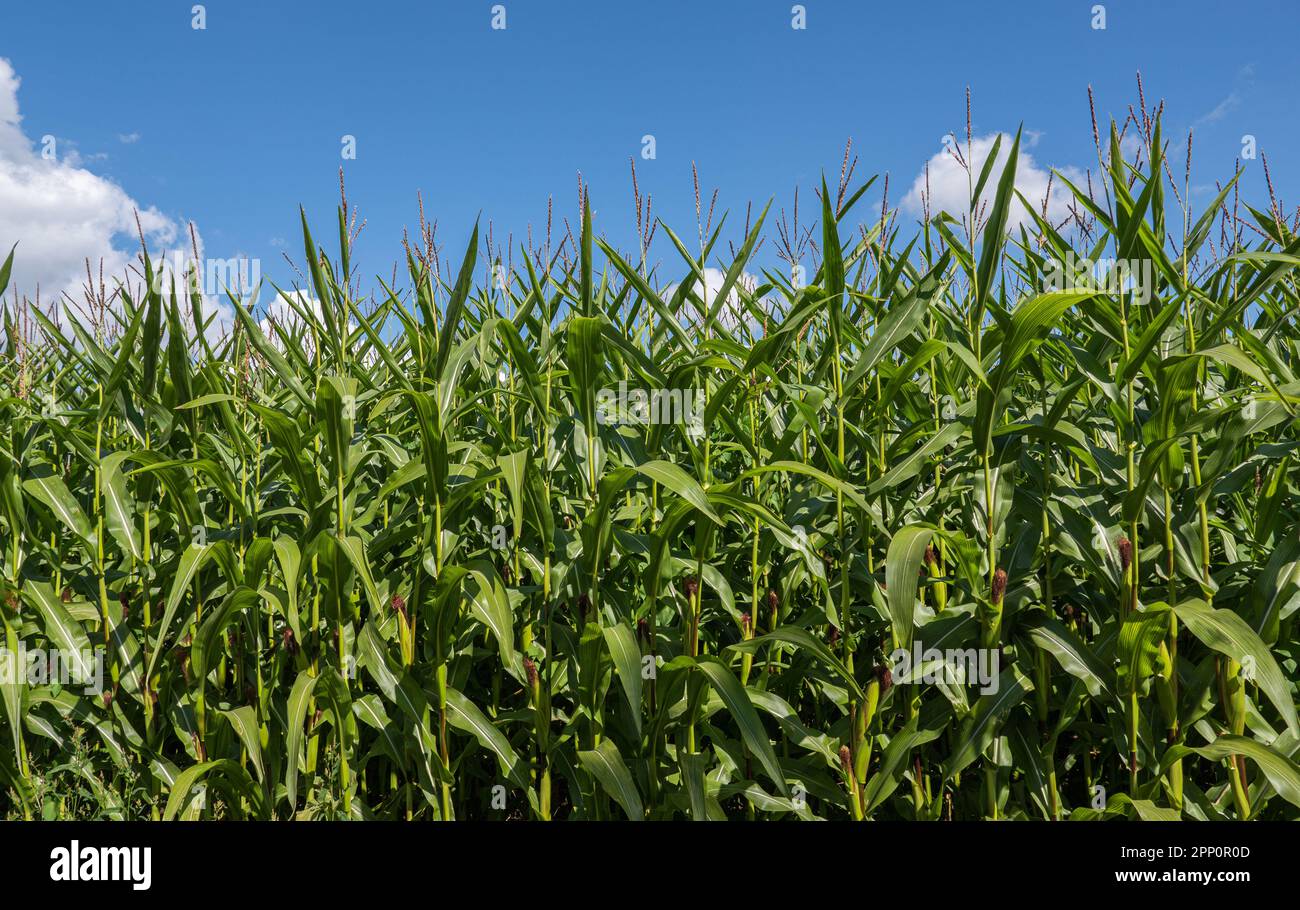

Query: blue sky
[2,0,1297,308]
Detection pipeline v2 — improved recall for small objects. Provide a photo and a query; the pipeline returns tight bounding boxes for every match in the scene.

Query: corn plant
[2,104,1299,821]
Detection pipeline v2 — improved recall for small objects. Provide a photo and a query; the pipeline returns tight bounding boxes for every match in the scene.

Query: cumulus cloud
[902,132,1086,236]
[260,289,367,355]
[259,289,322,336]
[0,58,188,319]
[256,289,387,366]
[664,266,769,332]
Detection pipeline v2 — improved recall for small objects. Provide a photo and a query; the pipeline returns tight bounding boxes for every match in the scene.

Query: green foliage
[2,114,1299,821]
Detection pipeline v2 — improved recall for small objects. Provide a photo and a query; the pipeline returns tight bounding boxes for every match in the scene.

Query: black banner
[1,821,1280,897]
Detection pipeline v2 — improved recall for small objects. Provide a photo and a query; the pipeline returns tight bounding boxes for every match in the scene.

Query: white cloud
[1193,92,1240,127]
[1192,64,1254,129]
[0,58,179,314]
[903,132,1086,236]
[664,266,769,331]
[0,58,244,349]
[259,289,359,353]
[255,290,383,366]
[259,289,321,334]
[117,132,140,144]
[0,60,22,154]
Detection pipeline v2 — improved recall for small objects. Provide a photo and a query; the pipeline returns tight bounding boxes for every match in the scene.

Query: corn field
[2,111,1300,822]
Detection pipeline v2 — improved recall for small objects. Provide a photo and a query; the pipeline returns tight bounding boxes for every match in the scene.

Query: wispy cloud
[1192,64,1255,128]
[1193,91,1241,127]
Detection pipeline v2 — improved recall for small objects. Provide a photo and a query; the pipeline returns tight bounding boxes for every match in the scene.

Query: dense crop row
[2,112,1299,820]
